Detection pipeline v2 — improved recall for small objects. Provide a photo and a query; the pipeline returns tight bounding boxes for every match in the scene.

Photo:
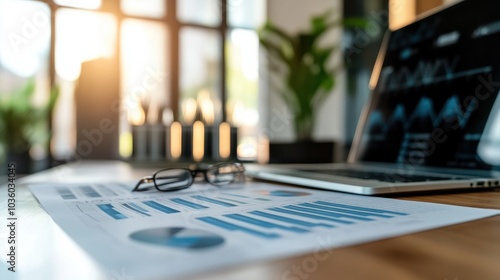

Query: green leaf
[0,79,59,151]
[342,17,370,29]
[258,9,356,140]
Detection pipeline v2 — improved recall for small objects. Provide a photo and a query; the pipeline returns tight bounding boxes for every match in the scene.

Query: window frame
[42,0,252,122]
[17,0,262,161]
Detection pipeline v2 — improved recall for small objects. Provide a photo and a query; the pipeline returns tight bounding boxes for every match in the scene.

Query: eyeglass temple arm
[131,176,154,192]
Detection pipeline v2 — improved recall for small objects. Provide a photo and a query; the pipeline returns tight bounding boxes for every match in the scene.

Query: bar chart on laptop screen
[357,4,500,169]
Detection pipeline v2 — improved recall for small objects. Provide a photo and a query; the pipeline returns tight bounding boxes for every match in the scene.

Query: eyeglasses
[132,162,245,192]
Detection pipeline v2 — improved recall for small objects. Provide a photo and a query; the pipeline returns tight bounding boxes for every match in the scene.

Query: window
[0,0,266,164]
[0,0,51,162]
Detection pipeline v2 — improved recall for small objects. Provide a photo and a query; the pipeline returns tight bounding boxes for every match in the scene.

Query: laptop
[247,0,500,195]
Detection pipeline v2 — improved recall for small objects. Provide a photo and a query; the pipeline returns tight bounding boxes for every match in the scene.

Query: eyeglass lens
[151,163,244,191]
[206,163,243,185]
[154,169,193,191]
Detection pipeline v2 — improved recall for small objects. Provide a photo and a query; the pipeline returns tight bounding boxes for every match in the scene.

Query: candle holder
[181,125,193,160]
[149,124,166,161]
[131,123,239,162]
[132,125,148,161]
[230,126,238,160]
[204,125,215,160]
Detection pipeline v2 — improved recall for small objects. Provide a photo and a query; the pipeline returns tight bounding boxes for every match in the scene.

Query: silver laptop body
[248,0,500,195]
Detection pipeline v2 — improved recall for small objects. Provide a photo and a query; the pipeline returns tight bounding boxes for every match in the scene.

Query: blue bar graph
[197,216,280,239]
[314,201,408,216]
[191,196,236,207]
[80,186,101,198]
[299,203,393,218]
[56,187,77,200]
[284,205,373,221]
[143,201,179,214]
[269,207,354,224]
[217,197,247,204]
[170,198,208,210]
[224,214,309,233]
[97,204,127,220]
[122,203,150,216]
[222,193,250,198]
[129,202,149,213]
[249,211,334,228]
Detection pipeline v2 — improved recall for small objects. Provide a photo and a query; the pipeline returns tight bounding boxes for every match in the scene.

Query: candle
[198,89,215,125]
[192,121,205,161]
[170,122,182,159]
[182,98,197,125]
[257,134,270,164]
[219,122,231,159]
[129,105,145,126]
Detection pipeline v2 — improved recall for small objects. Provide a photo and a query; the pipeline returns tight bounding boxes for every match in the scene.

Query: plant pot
[269,141,336,163]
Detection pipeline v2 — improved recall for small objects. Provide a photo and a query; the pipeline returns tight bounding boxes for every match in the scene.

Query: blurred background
[0,0,457,175]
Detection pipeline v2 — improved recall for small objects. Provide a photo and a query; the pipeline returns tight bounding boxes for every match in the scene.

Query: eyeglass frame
[131,162,245,192]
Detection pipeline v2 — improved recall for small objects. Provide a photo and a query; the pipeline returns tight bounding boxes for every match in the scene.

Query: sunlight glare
[56,9,116,81]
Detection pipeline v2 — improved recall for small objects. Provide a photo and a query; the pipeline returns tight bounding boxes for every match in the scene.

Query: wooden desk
[1,161,499,280]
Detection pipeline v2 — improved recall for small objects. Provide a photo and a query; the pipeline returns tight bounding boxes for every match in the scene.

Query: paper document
[29,181,500,279]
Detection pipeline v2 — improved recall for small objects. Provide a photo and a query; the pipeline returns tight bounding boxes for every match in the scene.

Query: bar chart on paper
[29,181,500,279]
[56,183,128,200]
[195,201,408,239]
[63,184,410,241]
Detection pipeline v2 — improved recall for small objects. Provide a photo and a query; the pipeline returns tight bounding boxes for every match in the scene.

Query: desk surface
[1,161,500,280]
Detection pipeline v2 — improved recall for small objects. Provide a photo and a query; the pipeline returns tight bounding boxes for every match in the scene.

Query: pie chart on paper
[130,227,225,249]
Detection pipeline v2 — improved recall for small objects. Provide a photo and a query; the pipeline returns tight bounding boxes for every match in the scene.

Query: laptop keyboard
[305,169,459,183]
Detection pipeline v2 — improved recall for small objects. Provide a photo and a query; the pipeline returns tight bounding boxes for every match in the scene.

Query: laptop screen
[353,0,500,170]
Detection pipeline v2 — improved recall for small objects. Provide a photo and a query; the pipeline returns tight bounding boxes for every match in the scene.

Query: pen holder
[131,123,238,162]
[149,124,166,161]
[132,125,148,161]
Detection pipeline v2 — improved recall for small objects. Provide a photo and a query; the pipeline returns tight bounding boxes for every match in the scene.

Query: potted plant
[259,10,353,162]
[259,10,344,141]
[0,80,59,173]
